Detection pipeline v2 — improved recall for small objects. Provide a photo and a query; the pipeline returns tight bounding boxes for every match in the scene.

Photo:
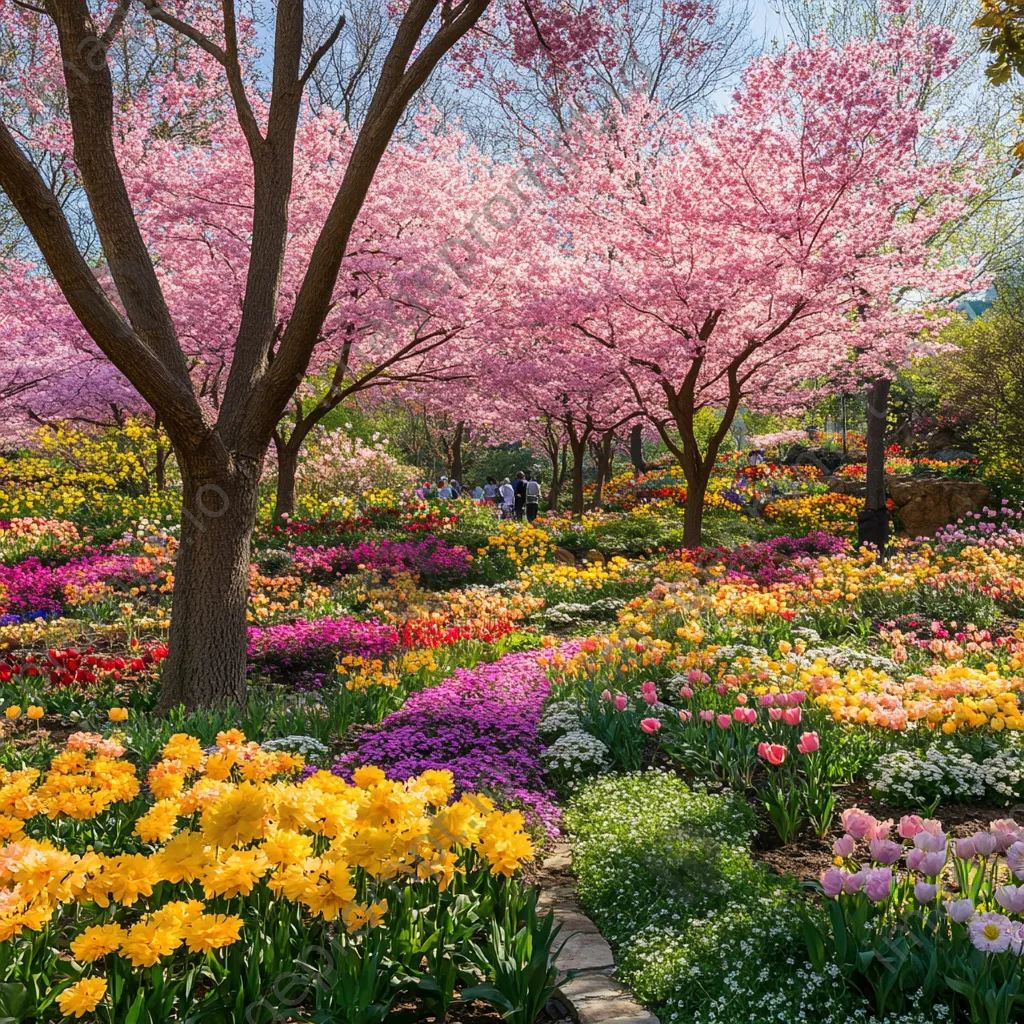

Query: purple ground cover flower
[290,537,472,586]
[0,551,148,616]
[333,643,579,835]
[683,531,850,585]
[247,615,400,677]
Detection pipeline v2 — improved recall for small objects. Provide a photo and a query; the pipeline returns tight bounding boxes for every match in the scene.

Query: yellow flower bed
[0,730,534,1020]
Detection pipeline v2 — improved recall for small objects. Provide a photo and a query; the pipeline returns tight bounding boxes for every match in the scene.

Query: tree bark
[569,436,587,515]
[858,377,891,552]
[159,447,264,712]
[448,420,465,481]
[590,431,614,508]
[273,433,300,520]
[682,470,709,549]
[629,423,646,477]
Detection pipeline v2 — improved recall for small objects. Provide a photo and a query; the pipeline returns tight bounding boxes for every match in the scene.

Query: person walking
[512,471,527,521]
[499,478,515,519]
[525,474,542,522]
[483,476,499,505]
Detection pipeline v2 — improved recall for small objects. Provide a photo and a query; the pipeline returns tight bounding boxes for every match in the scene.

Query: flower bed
[334,644,575,835]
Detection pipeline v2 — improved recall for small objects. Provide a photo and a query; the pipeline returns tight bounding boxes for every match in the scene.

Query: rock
[930,448,976,463]
[923,426,959,453]
[553,546,576,565]
[784,445,843,473]
[583,549,606,564]
[887,477,992,538]
[826,476,867,498]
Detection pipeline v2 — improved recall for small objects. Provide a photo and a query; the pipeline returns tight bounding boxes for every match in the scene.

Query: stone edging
[540,843,660,1024]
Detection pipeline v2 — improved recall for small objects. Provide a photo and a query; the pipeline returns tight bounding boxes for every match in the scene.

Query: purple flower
[333,643,580,836]
[247,616,400,677]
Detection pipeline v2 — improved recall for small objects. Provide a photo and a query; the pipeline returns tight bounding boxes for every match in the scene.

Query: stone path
[540,843,660,1024]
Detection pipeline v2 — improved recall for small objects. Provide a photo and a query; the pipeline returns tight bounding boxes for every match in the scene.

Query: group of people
[414,471,543,521]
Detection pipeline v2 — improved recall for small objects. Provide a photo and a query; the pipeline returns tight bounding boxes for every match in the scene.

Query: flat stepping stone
[541,841,660,1024]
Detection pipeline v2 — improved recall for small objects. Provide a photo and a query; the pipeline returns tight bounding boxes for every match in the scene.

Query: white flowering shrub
[261,734,331,761]
[564,771,933,1024]
[541,730,610,778]
[868,746,1024,811]
[296,428,417,501]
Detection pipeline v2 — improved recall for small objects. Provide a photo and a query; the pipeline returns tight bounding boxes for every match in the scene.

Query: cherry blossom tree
[0,0,610,709]
[527,15,982,546]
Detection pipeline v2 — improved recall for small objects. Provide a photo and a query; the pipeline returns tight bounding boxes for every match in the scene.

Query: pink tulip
[841,808,877,840]
[735,693,748,705]
[954,837,977,860]
[821,867,845,897]
[614,694,627,712]
[601,689,612,701]
[733,707,756,724]
[833,834,856,857]
[768,708,783,721]
[679,685,694,699]
[914,830,947,853]
[972,831,997,857]
[797,731,819,754]
[996,884,1024,914]
[946,898,974,923]
[641,682,658,705]
[866,818,894,842]
[868,839,903,866]
[759,693,775,706]
[699,709,715,723]
[757,742,787,766]
[865,868,893,903]
[640,718,661,734]
[678,709,692,723]
[842,870,867,895]
[914,881,937,903]
[716,714,731,729]
[917,850,947,876]
[781,707,802,726]
[1008,841,1024,880]
[898,815,924,839]
[715,684,728,696]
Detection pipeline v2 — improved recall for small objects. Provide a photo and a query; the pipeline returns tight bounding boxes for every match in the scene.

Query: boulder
[929,448,976,463]
[583,549,606,564]
[784,445,844,473]
[887,477,992,539]
[553,547,577,565]
[826,476,867,498]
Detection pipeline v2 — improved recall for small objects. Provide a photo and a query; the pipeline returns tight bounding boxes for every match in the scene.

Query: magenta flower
[841,808,877,840]
[833,834,856,857]
[914,881,937,903]
[868,839,903,866]
[865,868,893,903]
[796,731,819,753]
[821,867,845,897]
[640,717,661,734]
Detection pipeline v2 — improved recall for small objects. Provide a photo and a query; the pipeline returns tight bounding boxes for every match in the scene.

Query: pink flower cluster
[823,808,1024,952]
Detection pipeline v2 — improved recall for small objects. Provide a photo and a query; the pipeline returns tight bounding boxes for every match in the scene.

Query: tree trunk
[682,467,709,549]
[154,440,167,492]
[590,432,614,508]
[569,438,586,515]
[273,434,300,520]
[547,443,564,511]
[629,423,646,477]
[859,377,891,551]
[448,421,465,482]
[158,449,263,712]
